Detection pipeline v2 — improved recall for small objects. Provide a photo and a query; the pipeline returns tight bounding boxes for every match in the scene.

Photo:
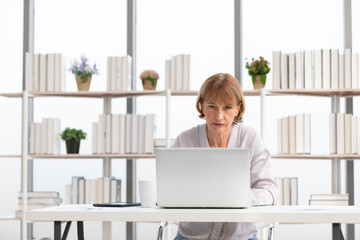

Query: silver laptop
[156,148,250,208]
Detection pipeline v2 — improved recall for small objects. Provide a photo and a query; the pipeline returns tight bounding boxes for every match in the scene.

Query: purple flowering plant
[69,55,99,83]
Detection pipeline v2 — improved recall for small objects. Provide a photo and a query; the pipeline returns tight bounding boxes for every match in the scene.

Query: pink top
[173,123,278,240]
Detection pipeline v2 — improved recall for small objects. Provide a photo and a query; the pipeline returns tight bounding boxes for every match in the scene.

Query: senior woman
[173,73,278,240]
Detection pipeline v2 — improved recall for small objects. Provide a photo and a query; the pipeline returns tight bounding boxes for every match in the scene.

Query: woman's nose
[215,109,224,119]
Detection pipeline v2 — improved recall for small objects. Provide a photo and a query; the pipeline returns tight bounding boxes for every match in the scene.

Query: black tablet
[93,202,141,208]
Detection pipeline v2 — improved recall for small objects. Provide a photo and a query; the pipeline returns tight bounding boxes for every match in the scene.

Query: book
[39,54,47,92]
[154,138,177,148]
[110,179,122,203]
[131,114,138,154]
[41,118,48,155]
[280,53,288,89]
[289,116,296,154]
[25,52,33,91]
[97,114,105,154]
[290,178,298,205]
[47,118,61,155]
[344,49,352,88]
[125,114,132,153]
[283,178,291,205]
[105,114,112,154]
[119,114,126,154]
[145,114,155,153]
[138,115,146,154]
[295,114,304,154]
[79,178,85,204]
[92,122,98,154]
[310,193,349,200]
[352,115,358,154]
[272,51,281,90]
[171,56,177,90]
[35,123,41,154]
[295,51,303,89]
[331,49,339,89]
[18,191,59,198]
[322,49,331,89]
[90,178,98,204]
[110,57,116,91]
[281,117,289,154]
[288,53,296,89]
[85,179,91,204]
[111,114,120,154]
[65,184,71,204]
[165,59,171,90]
[72,176,84,204]
[309,200,348,206]
[329,113,337,154]
[176,55,183,90]
[122,55,132,91]
[303,51,312,89]
[33,53,40,92]
[106,56,112,91]
[54,53,65,92]
[47,53,55,92]
[336,113,345,154]
[29,123,35,154]
[103,176,114,203]
[183,54,191,90]
[275,177,283,205]
[339,53,345,89]
[344,114,352,154]
[97,177,104,204]
[304,113,311,154]
[314,50,322,89]
[352,53,358,89]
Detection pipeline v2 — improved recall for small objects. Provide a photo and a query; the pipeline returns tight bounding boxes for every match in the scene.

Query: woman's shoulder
[238,124,262,147]
[173,124,204,147]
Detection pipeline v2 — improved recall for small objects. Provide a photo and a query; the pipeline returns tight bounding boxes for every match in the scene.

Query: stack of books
[106,55,132,91]
[16,191,62,217]
[165,54,191,91]
[275,177,298,205]
[309,193,349,206]
[29,118,61,155]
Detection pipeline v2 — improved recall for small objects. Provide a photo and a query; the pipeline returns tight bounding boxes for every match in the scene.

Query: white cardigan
[173,123,278,240]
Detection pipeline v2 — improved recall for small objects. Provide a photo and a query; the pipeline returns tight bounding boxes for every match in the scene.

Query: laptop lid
[156,148,250,208]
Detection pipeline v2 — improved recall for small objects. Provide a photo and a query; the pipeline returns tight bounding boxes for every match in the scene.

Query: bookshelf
[28,154,155,159]
[272,154,360,160]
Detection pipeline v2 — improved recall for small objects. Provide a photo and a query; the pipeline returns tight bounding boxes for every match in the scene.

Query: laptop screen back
[156,148,250,208]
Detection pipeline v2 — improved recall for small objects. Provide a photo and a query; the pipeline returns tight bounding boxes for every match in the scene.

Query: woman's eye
[225,106,232,109]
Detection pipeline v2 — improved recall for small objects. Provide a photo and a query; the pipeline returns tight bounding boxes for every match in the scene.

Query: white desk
[27,205,360,240]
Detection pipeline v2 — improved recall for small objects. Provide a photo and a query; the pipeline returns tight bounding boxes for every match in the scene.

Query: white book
[18,191,59,198]
[290,178,298,205]
[72,176,84,204]
[116,56,121,91]
[272,51,281,90]
[35,123,41,155]
[79,178,85,204]
[65,184,72,205]
[103,176,114,203]
[137,115,146,154]
[280,53,288,89]
[329,113,337,154]
[85,179,91,204]
[54,54,65,92]
[92,122,98,154]
[336,113,345,154]
[339,53,345,89]
[53,118,61,154]
[41,118,48,155]
[122,55,132,91]
[145,114,155,153]
[165,59,171,90]
[295,114,304,154]
[322,49,331,89]
[110,179,121,203]
[33,53,40,92]
[314,50,322,89]
[310,193,349,200]
[304,113,311,154]
[288,53,296,89]
[39,54,47,92]
[97,178,104,204]
[176,55,183,90]
[111,114,120,154]
[47,53,55,92]
[105,114,112,154]
[281,117,289,154]
[277,118,282,154]
[183,54,191,90]
[345,114,352,154]
[110,57,117,91]
[107,56,112,91]
[30,123,35,154]
[352,53,358,89]
[345,49,352,88]
[90,179,98,204]
[97,114,105,154]
[119,114,126,154]
[131,114,138,154]
[171,56,177,90]
[47,118,54,155]
[289,116,296,154]
[154,138,176,148]
[304,50,312,89]
[351,115,358,154]
[310,200,349,206]
[283,178,291,205]
[295,51,303,89]
[125,114,132,153]
[25,52,33,91]
[275,177,283,205]
[331,49,339,89]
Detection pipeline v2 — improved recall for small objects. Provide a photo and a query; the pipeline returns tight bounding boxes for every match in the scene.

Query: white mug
[138,180,157,208]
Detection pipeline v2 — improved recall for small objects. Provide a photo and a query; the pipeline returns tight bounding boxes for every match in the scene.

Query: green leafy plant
[245,56,271,84]
[60,127,87,142]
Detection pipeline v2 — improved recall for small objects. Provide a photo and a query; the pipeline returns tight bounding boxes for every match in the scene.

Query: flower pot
[65,139,81,154]
[142,79,157,90]
[76,75,92,91]
[252,75,266,89]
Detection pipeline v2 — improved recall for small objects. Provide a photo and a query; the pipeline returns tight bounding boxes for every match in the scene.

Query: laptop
[156,148,251,208]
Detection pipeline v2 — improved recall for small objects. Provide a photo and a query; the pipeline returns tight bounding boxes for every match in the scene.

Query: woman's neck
[206,128,231,148]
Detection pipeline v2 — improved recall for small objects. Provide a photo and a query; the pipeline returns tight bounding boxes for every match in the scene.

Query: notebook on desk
[156,148,251,208]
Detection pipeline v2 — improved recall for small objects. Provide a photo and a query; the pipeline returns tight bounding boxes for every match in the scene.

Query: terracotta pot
[252,75,266,89]
[76,75,92,91]
[142,79,157,90]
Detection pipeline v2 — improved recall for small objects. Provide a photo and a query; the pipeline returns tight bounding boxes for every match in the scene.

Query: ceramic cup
[138,180,157,208]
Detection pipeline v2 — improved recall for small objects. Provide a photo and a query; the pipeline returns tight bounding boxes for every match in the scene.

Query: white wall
[0,0,359,239]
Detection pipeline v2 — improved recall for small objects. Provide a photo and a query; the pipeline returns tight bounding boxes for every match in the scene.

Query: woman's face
[201,97,240,135]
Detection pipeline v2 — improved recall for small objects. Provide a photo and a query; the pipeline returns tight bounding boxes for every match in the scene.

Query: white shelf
[28,154,155,159]
[0,215,20,221]
[268,89,360,97]
[272,154,360,160]
[0,155,21,158]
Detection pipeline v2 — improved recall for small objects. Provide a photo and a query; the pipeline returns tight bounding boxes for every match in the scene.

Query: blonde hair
[196,73,245,123]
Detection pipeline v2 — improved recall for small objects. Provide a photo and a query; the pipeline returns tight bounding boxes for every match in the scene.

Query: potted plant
[245,56,271,89]
[140,70,159,90]
[69,55,99,91]
[60,127,87,154]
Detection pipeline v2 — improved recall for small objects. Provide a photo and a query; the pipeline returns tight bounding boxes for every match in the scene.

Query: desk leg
[77,221,84,240]
[54,221,61,240]
[333,223,345,240]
